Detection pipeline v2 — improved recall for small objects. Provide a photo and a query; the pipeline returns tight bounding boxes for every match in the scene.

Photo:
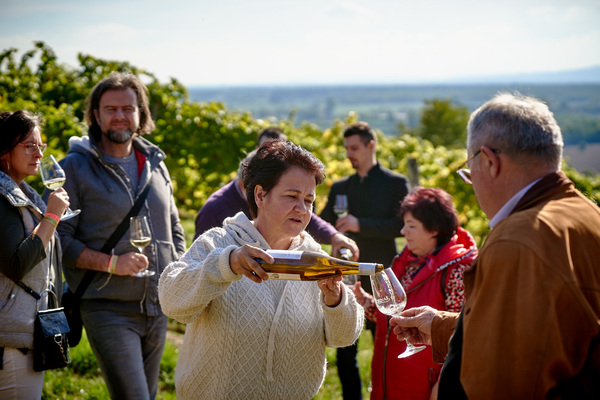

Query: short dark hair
[399,187,459,248]
[84,71,155,142]
[0,110,42,158]
[343,121,376,146]
[243,140,325,218]
[258,127,288,146]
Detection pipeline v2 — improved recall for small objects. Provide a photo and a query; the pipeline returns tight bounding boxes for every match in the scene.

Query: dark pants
[337,341,363,400]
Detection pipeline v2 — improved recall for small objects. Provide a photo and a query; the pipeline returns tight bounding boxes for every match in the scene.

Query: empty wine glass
[370,269,426,358]
[130,216,155,277]
[333,194,348,218]
[39,155,81,220]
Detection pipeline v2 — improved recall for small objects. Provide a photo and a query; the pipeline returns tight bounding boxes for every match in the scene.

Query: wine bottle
[255,250,384,281]
[339,248,353,261]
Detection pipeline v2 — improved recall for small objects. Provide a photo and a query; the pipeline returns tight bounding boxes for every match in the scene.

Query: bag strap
[73,178,153,301]
[15,283,58,312]
[15,281,41,300]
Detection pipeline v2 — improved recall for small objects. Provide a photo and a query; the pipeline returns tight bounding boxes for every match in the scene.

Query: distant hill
[564,143,600,174]
[444,65,600,85]
[189,83,600,144]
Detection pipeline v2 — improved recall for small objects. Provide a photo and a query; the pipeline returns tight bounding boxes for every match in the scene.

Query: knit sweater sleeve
[158,229,242,324]
[321,284,364,348]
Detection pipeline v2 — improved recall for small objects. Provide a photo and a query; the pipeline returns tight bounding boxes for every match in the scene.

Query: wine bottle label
[266,272,302,280]
[358,263,379,275]
[265,250,302,259]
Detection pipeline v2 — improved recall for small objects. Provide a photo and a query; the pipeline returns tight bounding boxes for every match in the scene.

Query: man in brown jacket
[390,93,600,399]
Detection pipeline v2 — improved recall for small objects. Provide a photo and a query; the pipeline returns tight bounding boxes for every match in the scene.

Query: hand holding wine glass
[130,216,155,277]
[39,155,81,220]
[370,269,426,358]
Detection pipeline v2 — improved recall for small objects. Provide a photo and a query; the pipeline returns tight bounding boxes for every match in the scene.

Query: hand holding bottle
[330,233,360,260]
[318,276,343,307]
[229,244,271,283]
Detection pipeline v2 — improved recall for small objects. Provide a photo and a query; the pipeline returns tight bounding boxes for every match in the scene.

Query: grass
[42,325,373,399]
[42,329,179,400]
[314,329,374,400]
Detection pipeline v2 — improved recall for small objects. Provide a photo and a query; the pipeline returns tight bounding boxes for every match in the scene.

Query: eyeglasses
[456,148,501,184]
[18,143,48,154]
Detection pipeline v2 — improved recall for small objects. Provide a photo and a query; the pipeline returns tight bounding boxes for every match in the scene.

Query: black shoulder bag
[62,181,152,347]
[15,284,71,371]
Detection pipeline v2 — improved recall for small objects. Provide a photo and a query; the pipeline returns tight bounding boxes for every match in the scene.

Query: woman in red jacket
[354,187,477,400]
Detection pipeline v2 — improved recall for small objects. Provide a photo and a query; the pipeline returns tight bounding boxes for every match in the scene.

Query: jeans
[81,305,167,400]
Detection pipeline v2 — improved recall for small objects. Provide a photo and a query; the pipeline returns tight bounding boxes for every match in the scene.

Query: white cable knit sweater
[159,212,363,399]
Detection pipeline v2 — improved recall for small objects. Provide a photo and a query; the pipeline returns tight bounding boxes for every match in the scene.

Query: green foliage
[562,163,600,205]
[402,98,470,149]
[2,42,598,247]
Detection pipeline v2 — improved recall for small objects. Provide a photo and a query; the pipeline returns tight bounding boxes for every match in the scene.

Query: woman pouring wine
[159,140,364,400]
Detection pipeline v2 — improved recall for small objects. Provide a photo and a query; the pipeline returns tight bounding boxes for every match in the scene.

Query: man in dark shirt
[320,121,410,400]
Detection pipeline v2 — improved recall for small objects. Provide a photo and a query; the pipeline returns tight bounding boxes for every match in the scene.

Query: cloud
[323,1,375,19]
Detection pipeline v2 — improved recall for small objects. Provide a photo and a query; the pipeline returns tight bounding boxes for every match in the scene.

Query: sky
[1,0,600,87]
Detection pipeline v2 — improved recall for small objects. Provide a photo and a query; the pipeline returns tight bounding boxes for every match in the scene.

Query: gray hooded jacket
[54,135,186,315]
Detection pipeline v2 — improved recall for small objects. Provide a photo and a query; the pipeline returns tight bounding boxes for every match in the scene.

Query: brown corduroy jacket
[432,171,600,398]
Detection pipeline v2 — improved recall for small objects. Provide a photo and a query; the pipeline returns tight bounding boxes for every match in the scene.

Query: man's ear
[481,146,501,179]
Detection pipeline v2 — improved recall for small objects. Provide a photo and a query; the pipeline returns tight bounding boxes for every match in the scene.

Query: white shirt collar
[489,178,542,228]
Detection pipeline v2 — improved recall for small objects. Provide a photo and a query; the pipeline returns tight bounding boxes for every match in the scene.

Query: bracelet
[44,213,61,223]
[42,216,58,228]
[108,255,119,274]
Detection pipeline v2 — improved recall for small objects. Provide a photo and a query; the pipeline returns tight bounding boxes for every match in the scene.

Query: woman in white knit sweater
[159,140,363,400]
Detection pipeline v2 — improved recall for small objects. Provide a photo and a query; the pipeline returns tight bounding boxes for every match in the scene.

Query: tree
[405,98,470,149]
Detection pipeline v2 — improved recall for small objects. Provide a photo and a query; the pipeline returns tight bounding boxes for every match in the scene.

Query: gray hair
[467,93,563,170]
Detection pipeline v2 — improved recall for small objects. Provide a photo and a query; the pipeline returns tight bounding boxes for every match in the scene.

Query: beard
[106,128,134,144]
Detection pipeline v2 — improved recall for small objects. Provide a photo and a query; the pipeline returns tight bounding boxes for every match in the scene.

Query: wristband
[110,255,118,274]
[42,216,58,228]
[44,213,60,223]
[108,254,119,274]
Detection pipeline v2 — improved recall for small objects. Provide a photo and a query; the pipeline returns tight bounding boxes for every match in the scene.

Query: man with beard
[320,121,410,400]
[50,72,186,399]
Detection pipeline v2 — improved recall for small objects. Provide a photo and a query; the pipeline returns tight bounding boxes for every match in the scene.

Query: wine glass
[39,155,81,220]
[129,216,155,277]
[370,269,426,358]
[333,194,349,218]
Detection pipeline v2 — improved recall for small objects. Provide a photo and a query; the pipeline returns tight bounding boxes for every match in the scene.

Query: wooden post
[408,157,419,187]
